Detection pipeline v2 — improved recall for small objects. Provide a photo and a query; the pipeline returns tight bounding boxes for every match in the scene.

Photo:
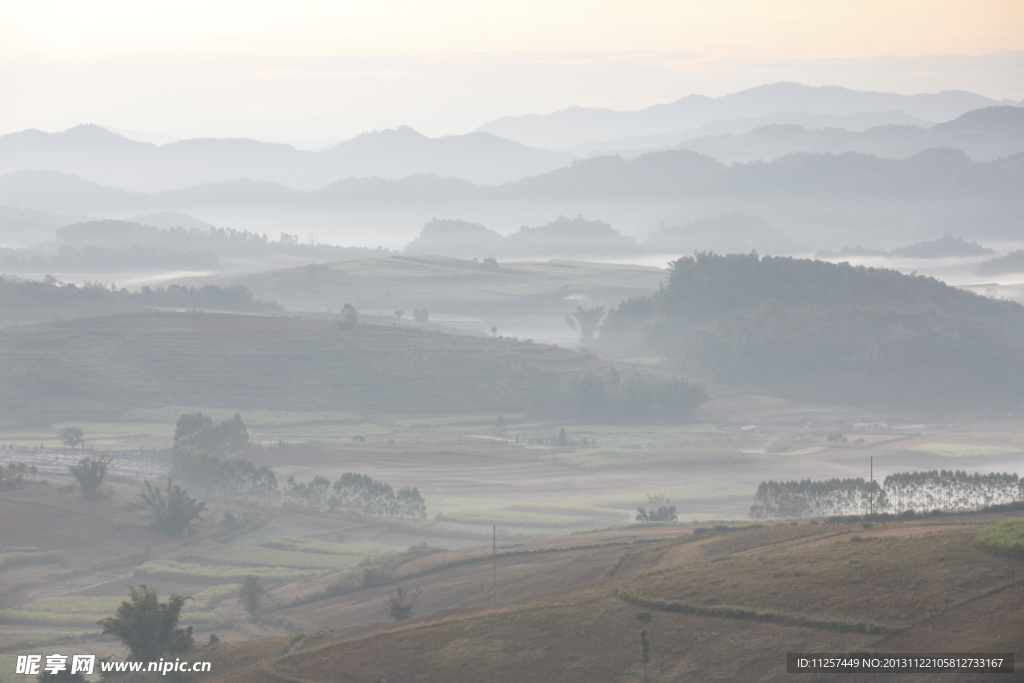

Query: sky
[2,0,1023,146]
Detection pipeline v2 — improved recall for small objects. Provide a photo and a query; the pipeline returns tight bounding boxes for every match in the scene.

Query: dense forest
[596,252,1024,410]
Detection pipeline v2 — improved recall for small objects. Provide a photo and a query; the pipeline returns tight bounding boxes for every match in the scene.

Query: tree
[640,629,651,682]
[97,585,194,662]
[58,427,84,450]
[385,585,421,620]
[69,454,111,498]
[337,302,359,329]
[495,415,507,437]
[558,428,568,446]
[413,307,430,323]
[239,575,264,619]
[135,479,207,535]
[565,306,605,346]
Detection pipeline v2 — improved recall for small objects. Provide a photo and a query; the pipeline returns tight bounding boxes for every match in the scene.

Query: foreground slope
[199,516,1023,683]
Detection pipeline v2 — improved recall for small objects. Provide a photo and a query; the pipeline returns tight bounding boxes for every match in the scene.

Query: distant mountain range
[1,147,1020,215]
[0,125,574,191]
[478,82,1022,150]
[665,106,1024,163]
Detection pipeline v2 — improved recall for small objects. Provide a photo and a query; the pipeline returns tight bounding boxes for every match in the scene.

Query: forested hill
[597,253,1024,411]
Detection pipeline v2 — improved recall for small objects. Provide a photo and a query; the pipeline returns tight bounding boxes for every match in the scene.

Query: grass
[976,518,1024,559]
[621,525,1019,629]
[170,541,375,569]
[0,550,64,570]
[548,448,749,470]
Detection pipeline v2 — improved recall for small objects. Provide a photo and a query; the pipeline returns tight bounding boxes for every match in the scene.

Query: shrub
[976,518,1024,560]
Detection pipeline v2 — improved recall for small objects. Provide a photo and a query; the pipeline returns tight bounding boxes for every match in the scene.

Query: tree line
[0,275,281,313]
[750,469,1023,519]
[285,471,426,519]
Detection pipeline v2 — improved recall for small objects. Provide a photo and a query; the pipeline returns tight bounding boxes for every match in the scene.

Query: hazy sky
[2,0,1022,146]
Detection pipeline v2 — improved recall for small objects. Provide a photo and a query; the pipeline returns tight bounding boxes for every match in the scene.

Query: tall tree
[97,585,194,662]
[69,455,111,497]
[565,306,606,346]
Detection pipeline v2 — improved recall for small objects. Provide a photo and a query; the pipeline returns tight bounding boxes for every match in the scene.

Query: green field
[976,518,1024,559]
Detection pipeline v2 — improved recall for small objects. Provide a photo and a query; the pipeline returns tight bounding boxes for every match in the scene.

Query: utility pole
[492,525,497,603]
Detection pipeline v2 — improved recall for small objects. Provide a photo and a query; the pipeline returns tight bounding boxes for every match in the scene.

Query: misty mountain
[0,204,87,248]
[404,216,640,259]
[568,110,934,155]
[662,106,1024,164]
[644,212,796,255]
[477,82,1020,150]
[2,148,1020,215]
[817,233,995,260]
[0,124,574,192]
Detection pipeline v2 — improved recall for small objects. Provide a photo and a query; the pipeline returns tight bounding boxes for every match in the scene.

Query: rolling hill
[0,312,612,426]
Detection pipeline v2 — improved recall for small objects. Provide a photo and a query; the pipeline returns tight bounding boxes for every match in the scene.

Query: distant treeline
[595,252,1024,410]
[0,276,282,313]
[570,370,707,421]
[285,472,427,519]
[56,220,393,260]
[0,244,218,273]
[750,470,1023,518]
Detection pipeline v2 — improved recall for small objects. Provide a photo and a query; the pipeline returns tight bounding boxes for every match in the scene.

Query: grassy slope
[0,312,611,425]
[197,516,1023,683]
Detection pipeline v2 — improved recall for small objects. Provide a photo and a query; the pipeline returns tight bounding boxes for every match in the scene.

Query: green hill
[0,313,608,426]
[597,252,1024,410]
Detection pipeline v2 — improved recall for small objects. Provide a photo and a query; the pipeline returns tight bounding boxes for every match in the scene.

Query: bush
[976,518,1024,560]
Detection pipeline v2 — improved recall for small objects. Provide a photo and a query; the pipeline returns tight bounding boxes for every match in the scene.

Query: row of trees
[0,461,36,487]
[285,472,427,518]
[750,470,1023,518]
[570,370,707,420]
